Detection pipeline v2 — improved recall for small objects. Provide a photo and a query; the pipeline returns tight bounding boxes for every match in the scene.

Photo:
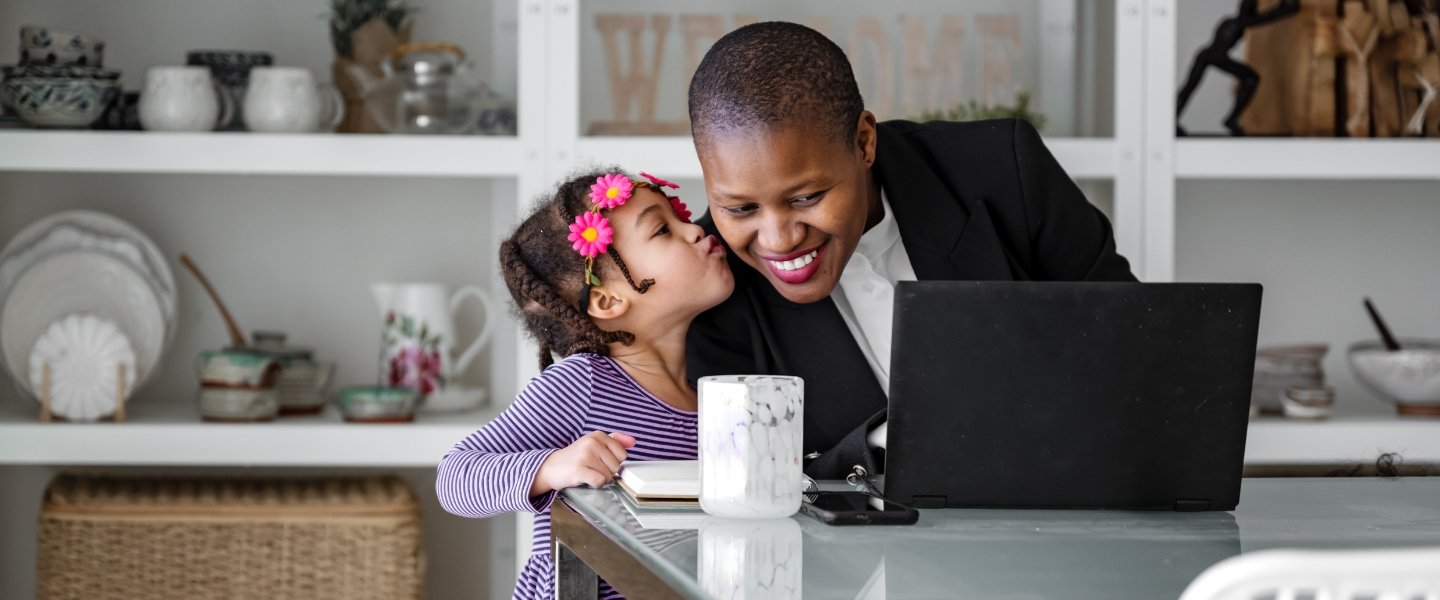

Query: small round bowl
[1348,339,1440,416]
[20,25,104,67]
[1278,385,1334,420]
[336,386,420,423]
[3,77,118,128]
[197,387,279,422]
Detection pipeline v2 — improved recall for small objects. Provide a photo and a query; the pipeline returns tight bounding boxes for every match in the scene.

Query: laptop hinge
[1173,498,1211,512]
[912,495,947,509]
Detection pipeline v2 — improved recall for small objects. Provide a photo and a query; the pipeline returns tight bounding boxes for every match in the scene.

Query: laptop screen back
[884,281,1261,510]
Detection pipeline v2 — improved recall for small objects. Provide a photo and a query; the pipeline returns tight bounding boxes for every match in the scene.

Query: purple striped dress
[436,353,698,600]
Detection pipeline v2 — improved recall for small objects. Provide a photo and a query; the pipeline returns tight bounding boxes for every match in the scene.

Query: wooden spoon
[1363,297,1403,352]
[179,254,248,348]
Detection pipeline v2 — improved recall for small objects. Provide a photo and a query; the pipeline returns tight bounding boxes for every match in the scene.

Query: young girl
[436,169,733,600]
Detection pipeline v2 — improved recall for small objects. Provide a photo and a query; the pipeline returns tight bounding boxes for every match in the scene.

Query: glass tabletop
[560,477,1440,599]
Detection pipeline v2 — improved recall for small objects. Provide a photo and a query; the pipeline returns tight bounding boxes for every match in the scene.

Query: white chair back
[1179,547,1440,600]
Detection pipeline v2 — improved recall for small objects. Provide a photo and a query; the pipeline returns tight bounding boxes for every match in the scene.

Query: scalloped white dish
[1,251,164,400]
[28,313,137,421]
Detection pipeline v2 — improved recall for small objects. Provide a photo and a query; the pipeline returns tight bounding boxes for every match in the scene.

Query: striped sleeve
[435,354,594,519]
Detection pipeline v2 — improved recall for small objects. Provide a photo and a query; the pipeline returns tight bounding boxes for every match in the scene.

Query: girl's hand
[531,431,637,497]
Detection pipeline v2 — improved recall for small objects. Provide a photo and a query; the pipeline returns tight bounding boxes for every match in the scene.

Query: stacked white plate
[0,211,176,421]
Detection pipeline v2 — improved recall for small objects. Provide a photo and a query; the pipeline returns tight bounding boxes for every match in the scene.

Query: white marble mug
[243,66,344,133]
[697,375,805,519]
[138,66,234,132]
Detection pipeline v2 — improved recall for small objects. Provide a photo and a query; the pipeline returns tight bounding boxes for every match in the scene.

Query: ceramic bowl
[185,50,273,87]
[1349,340,1440,416]
[1278,385,1334,420]
[2,76,118,128]
[197,387,280,422]
[336,386,420,423]
[196,349,280,388]
[95,90,141,131]
[1251,344,1327,414]
[2,64,120,80]
[20,25,104,67]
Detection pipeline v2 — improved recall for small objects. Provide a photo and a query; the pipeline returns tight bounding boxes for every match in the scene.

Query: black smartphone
[800,491,918,525]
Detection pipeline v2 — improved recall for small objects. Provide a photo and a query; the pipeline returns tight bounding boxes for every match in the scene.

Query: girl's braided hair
[500,168,656,370]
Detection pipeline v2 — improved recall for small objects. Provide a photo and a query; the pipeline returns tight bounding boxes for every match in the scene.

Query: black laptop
[883,281,1262,511]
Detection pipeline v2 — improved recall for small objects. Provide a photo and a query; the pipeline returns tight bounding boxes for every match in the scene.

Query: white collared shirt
[829,191,917,398]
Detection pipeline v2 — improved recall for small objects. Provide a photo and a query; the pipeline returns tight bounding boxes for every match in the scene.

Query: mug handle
[449,286,498,377]
[211,81,235,130]
[319,82,345,132]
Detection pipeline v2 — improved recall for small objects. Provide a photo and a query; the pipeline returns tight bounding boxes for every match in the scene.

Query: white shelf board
[1245,417,1440,465]
[0,130,524,178]
[7,403,1432,468]
[577,136,1120,180]
[0,399,499,467]
[1176,139,1440,180]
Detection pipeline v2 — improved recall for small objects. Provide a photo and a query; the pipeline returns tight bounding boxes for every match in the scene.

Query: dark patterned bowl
[186,50,273,88]
[2,77,118,128]
[19,25,104,67]
[2,64,120,79]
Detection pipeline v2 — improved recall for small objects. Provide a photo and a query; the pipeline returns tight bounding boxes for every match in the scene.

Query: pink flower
[389,344,443,395]
[670,196,692,222]
[387,354,406,387]
[589,174,634,209]
[639,172,679,189]
[568,211,613,258]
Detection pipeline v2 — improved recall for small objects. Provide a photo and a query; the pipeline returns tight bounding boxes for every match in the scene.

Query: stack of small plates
[0,211,176,421]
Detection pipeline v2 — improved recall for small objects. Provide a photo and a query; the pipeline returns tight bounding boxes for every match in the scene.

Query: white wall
[1173,3,1440,416]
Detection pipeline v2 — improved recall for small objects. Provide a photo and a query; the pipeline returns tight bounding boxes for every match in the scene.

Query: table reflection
[573,487,1241,600]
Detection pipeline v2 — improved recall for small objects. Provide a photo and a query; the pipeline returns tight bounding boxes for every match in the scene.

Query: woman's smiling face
[698,114,879,304]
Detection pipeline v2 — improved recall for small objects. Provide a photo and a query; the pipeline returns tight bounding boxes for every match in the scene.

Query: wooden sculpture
[1242,0,1439,136]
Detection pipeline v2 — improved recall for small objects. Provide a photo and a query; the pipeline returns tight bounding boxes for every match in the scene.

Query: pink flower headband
[566,172,690,304]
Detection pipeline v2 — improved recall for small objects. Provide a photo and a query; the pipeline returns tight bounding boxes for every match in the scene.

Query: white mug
[138,66,234,132]
[698,375,805,519]
[243,66,344,133]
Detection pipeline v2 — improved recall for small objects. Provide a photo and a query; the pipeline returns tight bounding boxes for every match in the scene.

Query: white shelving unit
[0,401,502,467]
[0,131,526,177]
[575,136,1125,181]
[1148,0,1438,467]
[1246,418,1440,467]
[1,0,1438,596]
[1176,139,1440,180]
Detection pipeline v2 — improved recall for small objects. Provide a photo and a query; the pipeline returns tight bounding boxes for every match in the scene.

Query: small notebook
[616,460,699,505]
[616,490,707,530]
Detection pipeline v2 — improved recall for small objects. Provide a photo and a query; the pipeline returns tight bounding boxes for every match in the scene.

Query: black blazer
[687,118,1137,479]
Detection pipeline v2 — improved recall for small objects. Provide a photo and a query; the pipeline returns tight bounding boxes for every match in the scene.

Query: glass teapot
[347,42,487,134]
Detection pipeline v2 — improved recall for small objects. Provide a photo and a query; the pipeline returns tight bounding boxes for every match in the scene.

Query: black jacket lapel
[750,280,888,453]
[875,122,1017,281]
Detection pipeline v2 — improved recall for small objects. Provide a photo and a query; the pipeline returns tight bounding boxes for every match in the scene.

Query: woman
[685,22,1136,480]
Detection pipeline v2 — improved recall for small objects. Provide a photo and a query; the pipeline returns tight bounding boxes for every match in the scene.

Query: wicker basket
[38,474,424,600]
